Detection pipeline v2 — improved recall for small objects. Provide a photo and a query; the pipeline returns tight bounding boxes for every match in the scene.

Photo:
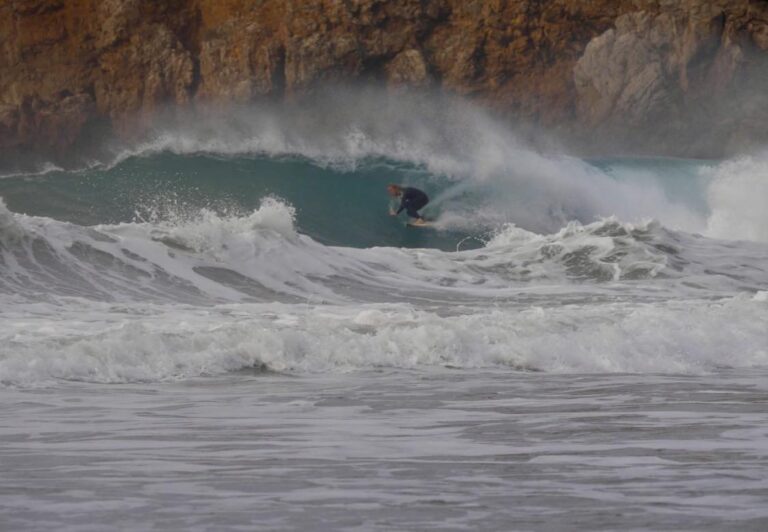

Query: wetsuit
[396,187,429,220]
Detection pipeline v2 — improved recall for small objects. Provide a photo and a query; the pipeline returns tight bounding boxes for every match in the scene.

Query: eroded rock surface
[574,0,768,154]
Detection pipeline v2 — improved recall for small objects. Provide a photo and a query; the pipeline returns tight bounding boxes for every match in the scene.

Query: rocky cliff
[3,0,768,160]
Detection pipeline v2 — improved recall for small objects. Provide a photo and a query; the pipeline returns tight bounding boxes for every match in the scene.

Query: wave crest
[140,196,298,256]
[483,218,676,282]
[0,198,29,245]
[2,296,766,386]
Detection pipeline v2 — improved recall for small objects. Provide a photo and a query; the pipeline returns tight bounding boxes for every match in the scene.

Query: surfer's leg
[407,197,428,220]
[409,197,428,220]
[406,206,423,220]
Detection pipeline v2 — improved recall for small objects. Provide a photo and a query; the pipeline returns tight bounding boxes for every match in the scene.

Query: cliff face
[573,0,768,154]
[2,0,768,158]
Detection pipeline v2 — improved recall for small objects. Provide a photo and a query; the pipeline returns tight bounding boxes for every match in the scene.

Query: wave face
[1,93,767,385]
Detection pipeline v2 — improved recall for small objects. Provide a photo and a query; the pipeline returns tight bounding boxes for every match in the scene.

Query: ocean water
[1,96,767,530]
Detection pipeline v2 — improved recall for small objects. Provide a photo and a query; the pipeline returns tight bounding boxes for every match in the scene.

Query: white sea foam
[0,198,25,242]
[1,193,767,386]
[2,196,767,305]
[2,126,768,387]
[1,294,766,386]
[0,196,335,303]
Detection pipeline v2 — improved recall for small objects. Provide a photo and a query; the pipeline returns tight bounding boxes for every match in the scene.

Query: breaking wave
[1,194,767,385]
[1,196,766,305]
[2,294,767,386]
[2,90,768,386]
[5,89,765,242]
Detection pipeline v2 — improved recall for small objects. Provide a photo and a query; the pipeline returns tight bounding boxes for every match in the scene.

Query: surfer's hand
[389,209,396,216]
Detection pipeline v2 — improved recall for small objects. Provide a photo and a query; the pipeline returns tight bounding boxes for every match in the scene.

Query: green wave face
[0,153,503,251]
[0,151,712,252]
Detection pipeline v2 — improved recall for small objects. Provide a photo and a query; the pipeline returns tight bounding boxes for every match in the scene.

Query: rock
[574,13,672,127]
[2,0,768,159]
[385,49,430,87]
[94,25,195,134]
[749,19,768,50]
[0,104,20,150]
[198,32,285,101]
[571,0,768,154]
[95,0,142,49]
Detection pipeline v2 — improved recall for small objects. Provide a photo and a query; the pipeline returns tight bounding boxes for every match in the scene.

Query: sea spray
[2,91,764,241]
[704,153,768,242]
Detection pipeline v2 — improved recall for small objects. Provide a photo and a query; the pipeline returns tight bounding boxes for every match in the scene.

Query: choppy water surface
[1,94,767,529]
[2,370,767,531]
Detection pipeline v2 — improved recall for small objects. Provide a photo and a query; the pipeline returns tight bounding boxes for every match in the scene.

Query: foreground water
[3,370,768,531]
[1,96,767,529]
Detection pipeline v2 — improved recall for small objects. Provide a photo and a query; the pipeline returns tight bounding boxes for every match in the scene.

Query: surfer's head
[387,184,402,197]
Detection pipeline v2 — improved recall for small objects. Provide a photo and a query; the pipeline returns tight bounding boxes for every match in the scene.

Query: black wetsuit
[396,187,429,220]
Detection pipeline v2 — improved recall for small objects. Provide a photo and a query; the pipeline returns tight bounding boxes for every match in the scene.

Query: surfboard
[406,220,433,228]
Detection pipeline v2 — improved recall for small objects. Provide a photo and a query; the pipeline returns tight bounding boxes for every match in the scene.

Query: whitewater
[1,93,767,530]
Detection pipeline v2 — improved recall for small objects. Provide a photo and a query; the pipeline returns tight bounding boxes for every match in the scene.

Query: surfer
[387,184,429,225]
